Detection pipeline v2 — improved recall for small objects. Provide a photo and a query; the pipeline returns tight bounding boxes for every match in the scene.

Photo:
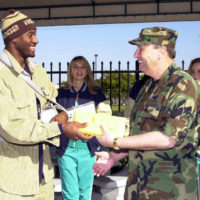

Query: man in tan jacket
[0,9,91,200]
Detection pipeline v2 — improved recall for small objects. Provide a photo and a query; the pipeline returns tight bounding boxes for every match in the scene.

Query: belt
[68,139,88,149]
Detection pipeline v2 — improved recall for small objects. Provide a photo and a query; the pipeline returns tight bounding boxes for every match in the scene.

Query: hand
[97,123,114,148]
[62,121,93,141]
[50,111,68,124]
[93,151,115,176]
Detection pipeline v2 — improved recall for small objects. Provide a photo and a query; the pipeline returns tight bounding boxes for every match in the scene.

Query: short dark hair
[166,47,176,59]
[153,44,176,59]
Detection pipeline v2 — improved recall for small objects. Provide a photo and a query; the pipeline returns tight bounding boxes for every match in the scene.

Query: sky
[0,20,200,84]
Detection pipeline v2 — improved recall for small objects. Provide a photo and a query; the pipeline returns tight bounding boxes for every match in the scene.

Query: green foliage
[112,105,125,116]
[60,81,67,88]
[96,72,136,98]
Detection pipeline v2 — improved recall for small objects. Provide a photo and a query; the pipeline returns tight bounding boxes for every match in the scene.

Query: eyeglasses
[73,66,87,70]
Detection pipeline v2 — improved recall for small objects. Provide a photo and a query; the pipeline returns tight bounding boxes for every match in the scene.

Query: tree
[96,72,137,104]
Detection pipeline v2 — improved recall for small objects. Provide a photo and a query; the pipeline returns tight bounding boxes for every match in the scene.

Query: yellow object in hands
[73,110,129,137]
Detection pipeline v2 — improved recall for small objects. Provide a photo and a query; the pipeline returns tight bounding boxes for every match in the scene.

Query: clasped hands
[50,112,116,175]
[50,111,92,141]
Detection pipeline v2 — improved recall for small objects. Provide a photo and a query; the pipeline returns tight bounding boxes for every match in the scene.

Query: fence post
[50,62,53,82]
[135,60,139,81]
[118,61,121,112]
[109,61,113,107]
[67,62,69,76]
[182,60,185,70]
[59,62,61,88]
[92,61,95,78]
[127,61,130,97]
[101,61,104,90]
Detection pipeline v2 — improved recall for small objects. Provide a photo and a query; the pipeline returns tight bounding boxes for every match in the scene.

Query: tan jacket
[0,49,60,195]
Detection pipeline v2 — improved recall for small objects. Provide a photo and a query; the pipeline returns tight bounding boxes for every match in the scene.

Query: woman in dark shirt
[56,56,107,200]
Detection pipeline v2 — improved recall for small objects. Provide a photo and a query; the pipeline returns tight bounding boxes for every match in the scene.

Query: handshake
[50,111,92,141]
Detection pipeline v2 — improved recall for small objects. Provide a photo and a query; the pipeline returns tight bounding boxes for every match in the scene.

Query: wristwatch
[113,137,120,150]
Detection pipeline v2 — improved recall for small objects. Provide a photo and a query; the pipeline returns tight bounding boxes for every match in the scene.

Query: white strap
[20,72,45,97]
[0,51,12,68]
[0,136,5,142]
[0,51,67,112]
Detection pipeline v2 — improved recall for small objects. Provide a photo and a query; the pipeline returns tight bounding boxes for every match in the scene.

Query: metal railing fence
[43,60,185,112]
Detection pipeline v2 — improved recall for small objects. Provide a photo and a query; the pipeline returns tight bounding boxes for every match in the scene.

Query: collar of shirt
[70,83,87,94]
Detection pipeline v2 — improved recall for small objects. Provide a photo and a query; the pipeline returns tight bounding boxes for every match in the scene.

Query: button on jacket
[0,49,61,195]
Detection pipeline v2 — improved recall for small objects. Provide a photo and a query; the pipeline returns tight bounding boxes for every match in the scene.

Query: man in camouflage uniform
[93,27,200,200]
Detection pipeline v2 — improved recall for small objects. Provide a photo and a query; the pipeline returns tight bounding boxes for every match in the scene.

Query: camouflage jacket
[125,63,200,200]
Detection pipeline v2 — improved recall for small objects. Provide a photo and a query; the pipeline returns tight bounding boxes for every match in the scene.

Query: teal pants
[58,140,96,200]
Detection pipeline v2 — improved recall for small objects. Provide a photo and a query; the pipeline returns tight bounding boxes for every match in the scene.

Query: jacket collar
[70,83,87,94]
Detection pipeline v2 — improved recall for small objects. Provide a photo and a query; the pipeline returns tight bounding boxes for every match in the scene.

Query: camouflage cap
[129,27,178,49]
